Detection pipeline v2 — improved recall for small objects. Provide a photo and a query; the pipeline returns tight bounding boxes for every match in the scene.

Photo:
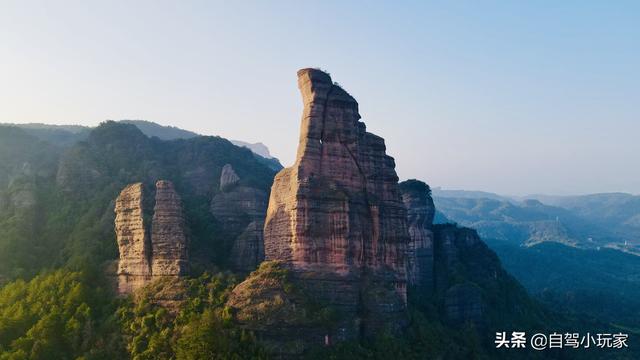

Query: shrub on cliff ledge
[398,179,432,196]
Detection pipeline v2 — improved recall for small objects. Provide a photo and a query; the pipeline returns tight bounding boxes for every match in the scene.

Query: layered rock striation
[151,180,189,276]
[115,180,189,295]
[239,68,410,345]
[115,183,152,294]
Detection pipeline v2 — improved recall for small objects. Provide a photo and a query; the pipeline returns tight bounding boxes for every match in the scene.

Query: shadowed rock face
[444,283,483,325]
[262,68,409,340]
[210,164,267,272]
[432,225,487,326]
[115,180,189,295]
[399,180,436,291]
[401,180,489,326]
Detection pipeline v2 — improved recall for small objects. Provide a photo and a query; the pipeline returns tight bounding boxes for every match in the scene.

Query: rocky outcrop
[115,180,189,295]
[115,183,152,294]
[219,164,240,190]
[210,164,267,272]
[231,68,409,349]
[399,180,435,292]
[230,140,274,159]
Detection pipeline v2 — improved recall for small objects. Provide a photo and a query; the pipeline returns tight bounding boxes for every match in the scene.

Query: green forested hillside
[487,240,640,330]
[0,126,60,189]
[0,122,279,358]
[0,121,276,281]
[528,193,640,246]
[0,269,269,359]
[434,196,625,249]
[437,195,640,344]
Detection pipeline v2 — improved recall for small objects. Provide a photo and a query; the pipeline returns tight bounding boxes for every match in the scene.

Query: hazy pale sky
[1,1,638,195]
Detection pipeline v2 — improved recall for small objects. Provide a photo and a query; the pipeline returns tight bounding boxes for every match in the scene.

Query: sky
[1,1,638,196]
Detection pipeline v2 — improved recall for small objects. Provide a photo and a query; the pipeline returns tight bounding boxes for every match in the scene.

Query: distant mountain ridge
[120,121,278,163]
[1,120,282,170]
[434,191,640,254]
[227,140,274,159]
[435,197,580,247]
[1,123,91,147]
[118,120,199,140]
[431,187,515,202]
[525,193,640,240]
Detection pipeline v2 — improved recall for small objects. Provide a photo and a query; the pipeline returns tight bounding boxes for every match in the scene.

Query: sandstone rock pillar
[262,68,409,339]
[151,180,189,277]
[115,180,189,295]
[115,183,152,294]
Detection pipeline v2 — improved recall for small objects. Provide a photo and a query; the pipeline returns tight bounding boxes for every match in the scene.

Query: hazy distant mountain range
[433,188,640,254]
[432,187,516,202]
[8,120,637,253]
[2,120,282,170]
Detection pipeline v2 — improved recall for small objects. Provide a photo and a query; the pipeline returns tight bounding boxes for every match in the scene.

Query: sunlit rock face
[399,179,436,292]
[151,180,189,276]
[210,164,267,272]
[263,68,409,339]
[115,183,152,294]
[115,180,189,295]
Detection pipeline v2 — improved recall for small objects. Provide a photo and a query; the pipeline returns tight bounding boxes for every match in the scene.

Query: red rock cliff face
[263,68,409,338]
[115,180,189,295]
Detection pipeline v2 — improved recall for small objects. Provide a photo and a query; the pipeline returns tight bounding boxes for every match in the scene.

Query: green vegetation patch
[227,261,337,329]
